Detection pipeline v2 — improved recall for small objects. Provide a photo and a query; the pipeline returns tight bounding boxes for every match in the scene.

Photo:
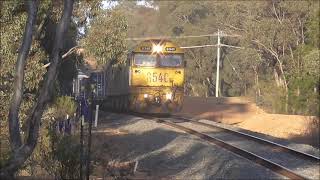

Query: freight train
[74,39,185,114]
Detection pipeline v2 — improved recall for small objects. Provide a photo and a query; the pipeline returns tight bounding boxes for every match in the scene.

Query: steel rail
[155,118,308,180]
[173,115,320,162]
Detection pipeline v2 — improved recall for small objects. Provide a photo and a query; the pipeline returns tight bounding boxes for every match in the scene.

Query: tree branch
[26,0,74,150]
[42,45,81,68]
[252,40,278,58]
[34,5,52,40]
[252,40,288,91]
[1,0,75,177]
[223,23,246,32]
[272,2,282,24]
[7,0,38,152]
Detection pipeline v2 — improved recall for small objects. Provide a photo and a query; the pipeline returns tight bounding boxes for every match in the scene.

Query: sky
[102,0,155,9]
[79,1,156,35]
[102,0,118,9]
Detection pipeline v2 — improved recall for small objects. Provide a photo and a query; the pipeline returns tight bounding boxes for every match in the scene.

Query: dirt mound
[178,96,265,124]
[177,96,319,147]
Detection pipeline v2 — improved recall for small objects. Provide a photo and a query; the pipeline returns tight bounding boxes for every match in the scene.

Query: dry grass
[105,160,138,179]
[304,117,320,147]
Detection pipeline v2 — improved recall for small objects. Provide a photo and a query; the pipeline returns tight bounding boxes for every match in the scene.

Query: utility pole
[215,30,221,97]
[213,30,242,97]
[135,31,243,98]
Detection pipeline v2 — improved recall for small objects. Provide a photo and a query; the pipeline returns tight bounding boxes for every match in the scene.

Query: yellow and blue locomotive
[93,39,185,114]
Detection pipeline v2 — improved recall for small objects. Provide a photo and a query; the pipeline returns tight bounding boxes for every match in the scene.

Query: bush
[255,81,287,114]
[288,76,319,116]
[28,124,81,179]
[20,96,80,178]
[305,117,320,147]
[54,135,81,179]
[53,96,77,120]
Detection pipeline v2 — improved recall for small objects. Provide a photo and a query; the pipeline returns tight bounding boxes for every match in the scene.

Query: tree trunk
[257,73,261,96]
[273,68,281,87]
[0,0,75,178]
[275,58,289,113]
[252,65,260,101]
[245,83,247,96]
[7,0,38,152]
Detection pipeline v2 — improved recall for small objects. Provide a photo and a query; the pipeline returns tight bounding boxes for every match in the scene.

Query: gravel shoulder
[177,119,319,179]
[91,112,283,179]
[198,119,320,158]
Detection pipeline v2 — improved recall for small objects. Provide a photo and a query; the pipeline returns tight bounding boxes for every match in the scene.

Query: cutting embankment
[178,96,319,147]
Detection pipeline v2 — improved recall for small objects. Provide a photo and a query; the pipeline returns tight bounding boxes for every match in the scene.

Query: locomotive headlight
[166,93,172,100]
[152,44,163,53]
[144,94,149,98]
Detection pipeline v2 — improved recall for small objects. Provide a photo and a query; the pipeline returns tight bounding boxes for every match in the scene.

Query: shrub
[20,97,80,178]
[54,135,81,179]
[53,96,77,120]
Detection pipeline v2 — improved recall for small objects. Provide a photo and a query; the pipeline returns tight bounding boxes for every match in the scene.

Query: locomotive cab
[101,39,185,114]
[128,39,185,113]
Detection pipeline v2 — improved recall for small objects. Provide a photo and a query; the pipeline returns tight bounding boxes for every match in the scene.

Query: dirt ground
[90,113,284,179]
[177,96,320,148]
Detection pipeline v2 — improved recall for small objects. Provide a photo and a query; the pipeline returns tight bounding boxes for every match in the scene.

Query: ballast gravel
[179,120,320,179]
[92,112,284,179]
[199,119,320,157]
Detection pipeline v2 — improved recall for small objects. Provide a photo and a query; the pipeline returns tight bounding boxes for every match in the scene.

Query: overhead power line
[127,30,242,98]
[181,44,217,49]
[126,34,213,40]
[181,43,244,49]
[221,44,244,49]
[125,32,241,41]
[225,55,242,80]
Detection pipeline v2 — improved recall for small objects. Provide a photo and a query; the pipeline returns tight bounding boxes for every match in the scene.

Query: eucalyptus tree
[153,1,319,114]
[81,9,128,67]
[0,0,75,177]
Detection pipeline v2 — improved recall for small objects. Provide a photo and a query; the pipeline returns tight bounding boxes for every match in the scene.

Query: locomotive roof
[133,39,184,54]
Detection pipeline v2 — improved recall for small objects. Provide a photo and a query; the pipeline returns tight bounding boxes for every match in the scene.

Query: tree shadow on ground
[96,111,144,128]
[142,141,280,179]
[90,115,281,179]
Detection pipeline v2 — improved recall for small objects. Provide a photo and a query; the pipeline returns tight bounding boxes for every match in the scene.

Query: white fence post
[94,105,99,127]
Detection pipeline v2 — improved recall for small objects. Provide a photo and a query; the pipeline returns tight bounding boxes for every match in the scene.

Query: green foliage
[82,9,128,66]
[288,76,319,115]
[306,6,320,48]
[24,116,81,179]
[53,96,77,120]
[0,0,80,175]
[152,1,319,115]
[0,1,48,166]
[1,0,319,176]
[53,135,81,179]
[126,0,318,115]
[256,80,287,114]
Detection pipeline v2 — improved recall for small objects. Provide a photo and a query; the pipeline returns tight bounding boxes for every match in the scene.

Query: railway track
[172,115,320,162]
[137,114,319,180]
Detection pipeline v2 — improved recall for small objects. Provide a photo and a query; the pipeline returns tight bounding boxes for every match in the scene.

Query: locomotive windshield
[159,54,182,67]
[134,54,157,66]
[133,53,183,67]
